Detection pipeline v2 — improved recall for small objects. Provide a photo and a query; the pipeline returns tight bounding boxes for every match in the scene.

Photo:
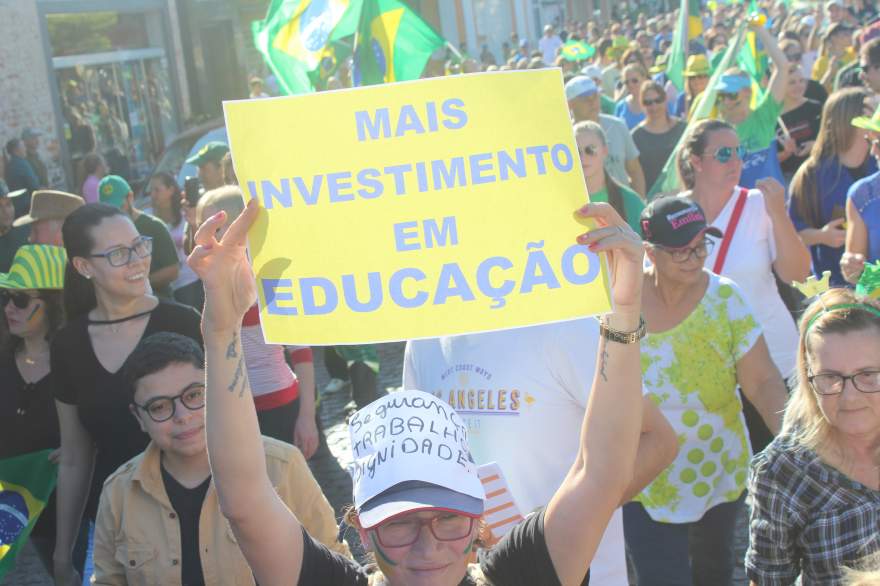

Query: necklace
[22,349,49,366]
[88,308,155,333]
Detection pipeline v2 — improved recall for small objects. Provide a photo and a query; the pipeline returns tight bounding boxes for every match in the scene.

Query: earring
[84,274,91,280]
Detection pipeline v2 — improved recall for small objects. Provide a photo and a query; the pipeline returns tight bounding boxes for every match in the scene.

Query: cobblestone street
[2,341,749,585]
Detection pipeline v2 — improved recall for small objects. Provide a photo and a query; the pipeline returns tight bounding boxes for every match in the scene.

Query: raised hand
[756,178,787,218]
[574,202,644,315]
[188,198,260,333]
[841,251,866,284]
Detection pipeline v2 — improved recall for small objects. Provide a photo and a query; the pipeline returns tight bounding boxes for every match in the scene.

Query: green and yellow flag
[252,0,361,95]
[667,0,704,91]
[650,21,747,198]
[352,0,445,86]
[0,450,57,580]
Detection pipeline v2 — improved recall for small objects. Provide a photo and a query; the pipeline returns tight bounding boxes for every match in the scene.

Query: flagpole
[446,42,463,61]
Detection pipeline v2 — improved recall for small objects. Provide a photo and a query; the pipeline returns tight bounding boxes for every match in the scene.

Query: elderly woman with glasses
[746,288,880,585]
[49,203,202,585]
[624,196,788,586]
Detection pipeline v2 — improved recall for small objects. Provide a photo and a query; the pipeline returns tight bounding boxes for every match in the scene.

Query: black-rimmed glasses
[0,290,38,309]
[807,370,880,395]
[372,514,475,548]
[133,384,206,422]
[90,236,153,267]
[656,238,716,263]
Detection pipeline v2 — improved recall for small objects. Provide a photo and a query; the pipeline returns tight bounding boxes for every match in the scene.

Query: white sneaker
[324,378,349,394]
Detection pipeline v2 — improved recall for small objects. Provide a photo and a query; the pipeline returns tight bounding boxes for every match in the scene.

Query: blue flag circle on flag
[0,490,29,545]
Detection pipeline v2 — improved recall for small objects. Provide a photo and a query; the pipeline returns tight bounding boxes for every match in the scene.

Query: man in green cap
[186,141,229,192]
[0,180,30,272]
[97,175,179,298]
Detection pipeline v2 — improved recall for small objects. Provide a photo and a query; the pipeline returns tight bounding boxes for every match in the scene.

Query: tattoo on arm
[225,331,248,397]
[599,344,609,383]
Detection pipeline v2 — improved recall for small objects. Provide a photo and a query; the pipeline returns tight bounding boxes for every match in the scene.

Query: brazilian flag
[252,0,361,95]
[0,450,57,580]
[352,0,445,86]
[560,41,595,62]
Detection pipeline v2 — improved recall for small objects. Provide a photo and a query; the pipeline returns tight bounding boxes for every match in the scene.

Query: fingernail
[578,204,591,214]
[588,243,598,251]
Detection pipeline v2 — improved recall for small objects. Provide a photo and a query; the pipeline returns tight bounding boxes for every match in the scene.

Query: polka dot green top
[635,274,761,523]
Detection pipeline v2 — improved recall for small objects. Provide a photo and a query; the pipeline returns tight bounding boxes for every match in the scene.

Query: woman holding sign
[189,197,646,585]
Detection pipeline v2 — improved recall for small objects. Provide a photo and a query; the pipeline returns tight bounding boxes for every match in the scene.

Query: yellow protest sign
[223,69,610,345]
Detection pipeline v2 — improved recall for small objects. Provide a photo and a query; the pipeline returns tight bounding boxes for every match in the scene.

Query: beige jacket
[93,436,348,585]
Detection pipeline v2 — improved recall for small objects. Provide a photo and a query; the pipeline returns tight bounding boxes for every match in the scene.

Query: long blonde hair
[783,289,880,453]
[789,88,869,229]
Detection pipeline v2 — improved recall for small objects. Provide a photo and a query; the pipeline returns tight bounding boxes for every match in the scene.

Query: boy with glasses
[92,332,347,585]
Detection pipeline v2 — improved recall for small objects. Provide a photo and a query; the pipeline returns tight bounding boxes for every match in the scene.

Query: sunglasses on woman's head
[0,290,37,310]
[706,145,746,164]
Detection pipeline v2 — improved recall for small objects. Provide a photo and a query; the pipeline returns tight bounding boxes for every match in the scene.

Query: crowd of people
[2,0,880,585]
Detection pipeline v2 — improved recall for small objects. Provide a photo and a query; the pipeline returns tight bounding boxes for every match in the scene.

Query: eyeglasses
[656,237,716,263]
[807,370,880,395]
[643,97,665,106]
[581,145,599,156]
[625,77,642,85]
[0,290,38,309]
[705,145,746,164]
[133,383,206,422]
[89,236,153,267]
[717,92,740,102]
[372,513,476,548]
[786,53,803,62]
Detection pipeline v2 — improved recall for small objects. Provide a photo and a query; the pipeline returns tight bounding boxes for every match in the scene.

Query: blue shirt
[848,169,880,266]
[615,100,646,130]
[789,156,879,285]
[736,94,786,189]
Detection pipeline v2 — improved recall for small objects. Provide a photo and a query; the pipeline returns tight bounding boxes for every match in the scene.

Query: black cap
[640,196,723,248]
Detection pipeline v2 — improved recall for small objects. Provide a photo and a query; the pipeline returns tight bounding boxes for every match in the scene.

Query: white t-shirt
[702,187,798,378]
[404,319,628,586]
[538,35,563,65]
[636,274,761,523]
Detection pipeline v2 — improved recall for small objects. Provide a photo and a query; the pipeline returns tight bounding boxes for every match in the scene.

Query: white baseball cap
[348,390,485,529]
[580,64,603,80]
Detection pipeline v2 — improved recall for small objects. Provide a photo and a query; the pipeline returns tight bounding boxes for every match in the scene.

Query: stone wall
[0,0,67,190]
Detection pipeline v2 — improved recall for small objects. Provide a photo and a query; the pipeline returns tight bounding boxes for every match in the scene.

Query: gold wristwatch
[599,315,647,344]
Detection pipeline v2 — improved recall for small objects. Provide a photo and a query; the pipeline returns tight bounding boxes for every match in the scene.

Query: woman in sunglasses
[790,87,877,287]
[50,203,202,585]
[633,81,686,193]
[0,245,69,573]
[677,118,810,386]
[614,64,650,130]
[575,120,645,234]
[625,196,787,586]
[746,289,880,584]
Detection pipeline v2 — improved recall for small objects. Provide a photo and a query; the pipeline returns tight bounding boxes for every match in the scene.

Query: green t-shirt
[134,211,178,298]
[735,92,785,187]
[600,94,616,116]
[589,185,645,235]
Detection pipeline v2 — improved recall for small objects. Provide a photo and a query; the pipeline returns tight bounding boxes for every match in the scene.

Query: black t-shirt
[134,212,179,298]
[777,99,823,175]
[297,508,589,586]
[804,79,828,105]
[51,300,202,518]
[0,354,60,539]
[161,463,211,586]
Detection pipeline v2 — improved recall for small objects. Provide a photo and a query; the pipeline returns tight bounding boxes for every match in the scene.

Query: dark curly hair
[122,332,204,399]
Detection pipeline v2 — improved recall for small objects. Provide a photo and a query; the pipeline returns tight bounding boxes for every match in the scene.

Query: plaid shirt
[746,434,880,585]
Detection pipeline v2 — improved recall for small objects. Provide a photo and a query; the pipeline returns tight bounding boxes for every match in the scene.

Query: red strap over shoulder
[712,187,749,274]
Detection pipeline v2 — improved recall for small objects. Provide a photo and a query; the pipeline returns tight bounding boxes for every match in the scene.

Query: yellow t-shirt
[811,47,856,82]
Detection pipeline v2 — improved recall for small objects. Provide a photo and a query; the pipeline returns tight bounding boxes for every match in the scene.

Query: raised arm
[758,26,790,104]
[188,200,304,586]
[544,203,645,585]
[758,178,811,283]
[841,197,868,284]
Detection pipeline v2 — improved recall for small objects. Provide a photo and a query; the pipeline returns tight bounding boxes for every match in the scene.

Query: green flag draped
[0,450,57,580]
[252,0,361,95]
[650,21,748,198]
[667,0,703,91]
[352,0,445,86]
[738,0,768,89]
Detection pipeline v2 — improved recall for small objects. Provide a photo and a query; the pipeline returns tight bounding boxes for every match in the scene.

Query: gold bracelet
[598,315,647,344]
